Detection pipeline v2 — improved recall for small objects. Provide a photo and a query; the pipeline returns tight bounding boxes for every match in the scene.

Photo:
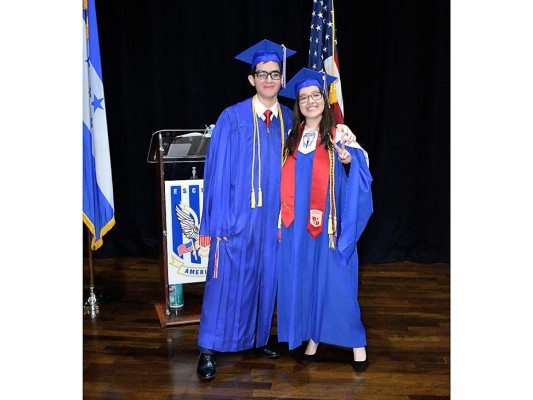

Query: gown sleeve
[199,108,237,238]
[336,147,373,264]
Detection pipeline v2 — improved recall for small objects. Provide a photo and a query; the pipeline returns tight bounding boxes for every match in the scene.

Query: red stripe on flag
[331,102,344,124]
[198,235,211,247]
[178,243,193,256]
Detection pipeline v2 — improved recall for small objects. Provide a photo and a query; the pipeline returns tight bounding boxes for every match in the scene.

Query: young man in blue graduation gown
[195,39,295,380]
[276,68,373,372]
[196,41,358,380]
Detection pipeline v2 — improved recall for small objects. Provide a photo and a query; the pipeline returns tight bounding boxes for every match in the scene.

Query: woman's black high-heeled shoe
[352,358,369,372]
[352,347,369,372]
[298,342,321,364]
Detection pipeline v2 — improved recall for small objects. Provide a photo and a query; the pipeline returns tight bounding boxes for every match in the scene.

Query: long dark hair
[285,91,336,157]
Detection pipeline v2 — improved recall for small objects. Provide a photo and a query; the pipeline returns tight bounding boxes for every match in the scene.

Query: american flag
[308,0,344,123]
[177,240,194,256]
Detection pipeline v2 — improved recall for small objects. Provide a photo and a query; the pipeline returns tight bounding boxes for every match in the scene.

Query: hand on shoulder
[335,124,357,144]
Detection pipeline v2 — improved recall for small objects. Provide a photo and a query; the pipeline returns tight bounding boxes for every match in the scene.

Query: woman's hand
[333,138,352,164]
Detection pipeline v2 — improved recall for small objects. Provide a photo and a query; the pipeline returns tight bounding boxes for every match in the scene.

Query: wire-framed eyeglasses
[298,91,323,104]
[254,70,282,80]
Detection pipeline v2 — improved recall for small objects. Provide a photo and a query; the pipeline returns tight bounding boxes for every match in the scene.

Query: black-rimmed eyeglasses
[254,70,282,80]
[298,91,323,104]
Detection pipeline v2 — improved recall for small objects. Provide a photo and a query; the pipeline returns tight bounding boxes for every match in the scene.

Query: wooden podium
[147,128,211,327]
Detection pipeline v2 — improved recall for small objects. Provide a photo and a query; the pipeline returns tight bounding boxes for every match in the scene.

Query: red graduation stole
[280,127,334,238]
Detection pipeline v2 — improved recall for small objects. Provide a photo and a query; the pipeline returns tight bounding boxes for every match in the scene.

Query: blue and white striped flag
[83,0,115,250]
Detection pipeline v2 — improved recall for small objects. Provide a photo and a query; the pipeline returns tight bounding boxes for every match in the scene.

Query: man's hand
[336,124,357,144]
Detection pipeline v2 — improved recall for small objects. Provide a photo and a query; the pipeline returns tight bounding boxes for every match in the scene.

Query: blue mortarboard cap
[278,68,337,100]
[235,39,296,71]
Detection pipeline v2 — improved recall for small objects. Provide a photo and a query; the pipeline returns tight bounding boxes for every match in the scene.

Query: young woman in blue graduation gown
[277,68,373,372]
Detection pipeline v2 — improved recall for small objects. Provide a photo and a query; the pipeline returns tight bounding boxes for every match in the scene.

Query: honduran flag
[83,0,115,250]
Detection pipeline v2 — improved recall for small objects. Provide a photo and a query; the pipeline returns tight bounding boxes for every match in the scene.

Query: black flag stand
[83,225,99,318]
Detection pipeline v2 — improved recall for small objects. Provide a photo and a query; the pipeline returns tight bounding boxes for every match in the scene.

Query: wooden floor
[83,257,450,400]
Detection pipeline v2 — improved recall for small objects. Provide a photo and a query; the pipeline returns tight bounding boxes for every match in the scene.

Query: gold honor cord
[251,97,285,209]
[251,96,259,208]
[328,138,336,249]
[276,104,285,231]
[257,106,263,207]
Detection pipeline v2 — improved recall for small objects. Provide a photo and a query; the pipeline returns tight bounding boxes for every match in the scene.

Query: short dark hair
[252,61,281,74]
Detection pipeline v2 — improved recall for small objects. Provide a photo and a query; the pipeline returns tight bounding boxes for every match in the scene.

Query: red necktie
[264,109,272,128]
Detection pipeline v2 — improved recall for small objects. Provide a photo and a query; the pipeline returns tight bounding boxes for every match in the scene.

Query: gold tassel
[328,215,335,249]
[251,189,256,208]
[257,188,263,207]
[329,82,337,104]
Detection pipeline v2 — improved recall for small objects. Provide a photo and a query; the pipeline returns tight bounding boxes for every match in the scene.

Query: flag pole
[84,225,100,317]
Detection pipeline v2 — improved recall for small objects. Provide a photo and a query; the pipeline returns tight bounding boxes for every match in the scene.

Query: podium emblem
[165,180,209,284]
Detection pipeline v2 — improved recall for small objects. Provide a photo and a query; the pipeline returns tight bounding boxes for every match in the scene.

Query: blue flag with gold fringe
[83,0,115,250]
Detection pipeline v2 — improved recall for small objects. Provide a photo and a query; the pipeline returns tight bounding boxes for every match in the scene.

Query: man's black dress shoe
[352,358,369,372]
[256,346,280,359]
[197,353,216,380]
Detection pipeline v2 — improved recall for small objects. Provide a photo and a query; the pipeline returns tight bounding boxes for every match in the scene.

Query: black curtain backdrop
[89,0,450,264]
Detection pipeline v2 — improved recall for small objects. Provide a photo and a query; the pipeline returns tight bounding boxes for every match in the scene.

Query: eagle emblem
[175,202,199,257]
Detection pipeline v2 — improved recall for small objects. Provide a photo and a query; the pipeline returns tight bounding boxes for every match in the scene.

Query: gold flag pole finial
[329,0,337,103]
[83,0,89,41]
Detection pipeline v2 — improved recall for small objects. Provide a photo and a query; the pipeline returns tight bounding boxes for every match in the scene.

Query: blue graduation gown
[277,141,373,350]
[198,98,292,352]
